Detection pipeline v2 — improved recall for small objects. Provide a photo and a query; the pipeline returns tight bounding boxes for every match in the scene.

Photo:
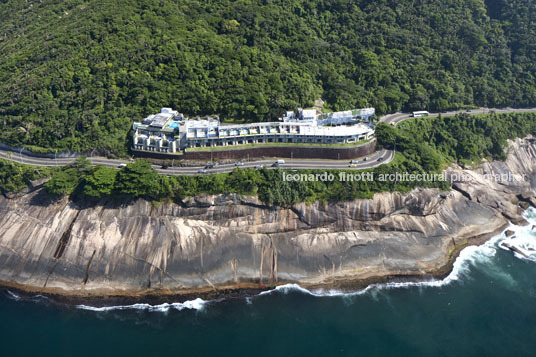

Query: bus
[412,111,429,118]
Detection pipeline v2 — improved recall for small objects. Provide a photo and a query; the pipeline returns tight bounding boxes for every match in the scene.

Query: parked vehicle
[348,163,357,167]
[235,162,244,166]
[363,157,369,161]
[205,164,214,169]
[198,169,207,174]
[272,162,280,167]
[412,111,429,118]
[350,160,359,164]
[276,159,285,164]
[377,157,384,162]
[161,165,169,169]
[254,164,264,169]
[118,163,127,168]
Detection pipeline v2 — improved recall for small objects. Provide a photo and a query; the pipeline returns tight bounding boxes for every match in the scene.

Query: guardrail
[0,142,80,159]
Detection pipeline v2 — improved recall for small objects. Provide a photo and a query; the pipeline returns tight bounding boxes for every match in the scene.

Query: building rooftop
[301,109,317,120]
[135,107,375,136]
[184,118,220,129]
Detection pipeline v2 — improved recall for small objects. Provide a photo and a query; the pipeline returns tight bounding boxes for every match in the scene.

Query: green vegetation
[2,112,536,206]
[39,154,447,207]
[44,157,91,195]
[114,160,172,199]
[81,166,117,198]
[0,159,54,194]
[1,0,536,154]
[377,112,536,164]
[43,158,173,200]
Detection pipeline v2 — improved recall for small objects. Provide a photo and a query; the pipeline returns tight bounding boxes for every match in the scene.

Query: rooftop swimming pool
[167,122,180,129]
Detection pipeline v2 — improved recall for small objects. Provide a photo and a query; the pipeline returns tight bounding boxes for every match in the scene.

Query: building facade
[132,107,375,154]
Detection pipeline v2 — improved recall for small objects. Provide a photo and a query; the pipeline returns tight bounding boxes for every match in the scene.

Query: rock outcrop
[0,138,535,298]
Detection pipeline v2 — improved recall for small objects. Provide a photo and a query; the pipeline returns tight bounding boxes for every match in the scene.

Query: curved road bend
[0,146,393,176]
[0,107,533,175]
[380,107,536,126]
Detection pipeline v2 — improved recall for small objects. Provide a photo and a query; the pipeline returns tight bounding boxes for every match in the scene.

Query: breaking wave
[259,208,536,298]
[5,290,50,302]
[6,290,21,301]
[497,207,536,262]
[11,208,536,312]
[256,236,500,298]
[76,298,207,312]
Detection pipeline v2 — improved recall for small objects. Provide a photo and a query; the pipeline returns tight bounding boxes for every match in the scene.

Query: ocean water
[2,209,536,356]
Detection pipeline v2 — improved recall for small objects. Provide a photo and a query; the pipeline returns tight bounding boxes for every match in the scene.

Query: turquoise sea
[2,208,536,356]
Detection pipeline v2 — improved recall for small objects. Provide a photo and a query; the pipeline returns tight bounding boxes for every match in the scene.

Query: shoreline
[2,136,534,308]
[0,221,509,307]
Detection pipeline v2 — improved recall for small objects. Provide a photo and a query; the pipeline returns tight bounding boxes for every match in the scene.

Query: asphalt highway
[0,107,533,175]
[380,107,536,126]
[0,145,394,175]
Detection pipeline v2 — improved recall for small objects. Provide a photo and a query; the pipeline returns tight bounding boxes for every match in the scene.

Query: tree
[82,165,117,198]
[45,169,82,195]
[375,122,398,149]
[44,157,91,195]
[1,0,535,154]
[115,160,160,198]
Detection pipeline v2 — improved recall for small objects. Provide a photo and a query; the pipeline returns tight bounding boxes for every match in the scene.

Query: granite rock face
[0,138,535,296]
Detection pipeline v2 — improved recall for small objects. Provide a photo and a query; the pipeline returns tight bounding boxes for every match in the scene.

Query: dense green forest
[377,112,536,163]
[0,0,535,153]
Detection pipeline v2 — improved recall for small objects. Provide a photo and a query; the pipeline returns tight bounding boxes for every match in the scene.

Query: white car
[254,164,264,169]
[198,169,207,174]
[118,163,127,168]
[235,162,244,166]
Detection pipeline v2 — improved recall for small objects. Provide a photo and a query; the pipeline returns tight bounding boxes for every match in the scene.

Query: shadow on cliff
[28,187,137,210]
[28,188,61,207]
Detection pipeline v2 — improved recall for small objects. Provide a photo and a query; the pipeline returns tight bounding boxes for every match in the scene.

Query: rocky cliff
[0,138,535,299]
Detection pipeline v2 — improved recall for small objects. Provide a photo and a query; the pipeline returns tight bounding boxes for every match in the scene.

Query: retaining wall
[133,140,376,161]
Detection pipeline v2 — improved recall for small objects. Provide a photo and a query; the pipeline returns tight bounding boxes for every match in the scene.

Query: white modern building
[132,107,375,154]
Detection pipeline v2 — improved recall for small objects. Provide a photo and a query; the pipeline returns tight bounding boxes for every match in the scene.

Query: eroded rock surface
[0,138,535,296]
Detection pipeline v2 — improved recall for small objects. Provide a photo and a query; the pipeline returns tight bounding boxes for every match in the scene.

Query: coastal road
[1,106,532,175]
[156,149,394,175]
[379,107,536,126]
[0,145,394,176]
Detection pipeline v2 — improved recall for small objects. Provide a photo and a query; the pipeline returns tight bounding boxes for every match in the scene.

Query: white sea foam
[27,208,536,310]
[5,290,50,302]
[258,210,536,298]
[497,207,536,262]
[76,298,207,312]
[6,290,21,301]
[256,242,499,298]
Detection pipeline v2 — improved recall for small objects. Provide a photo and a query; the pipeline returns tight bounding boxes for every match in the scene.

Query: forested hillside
[0,0,535,154]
